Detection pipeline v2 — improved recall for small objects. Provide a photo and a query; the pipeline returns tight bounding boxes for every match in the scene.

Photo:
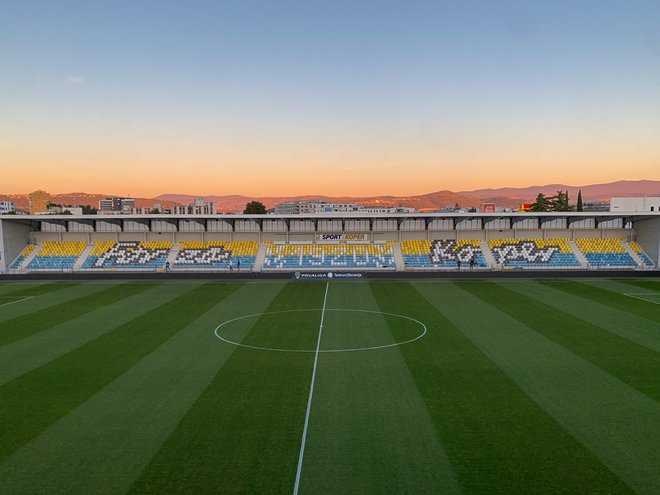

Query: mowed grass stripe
[619,278,660,293]
[581,279,660,301]
[0,283,291,495]
[540,279,660,323]
[426,281,660,495]
[298,282,461,494]
[0,282,73,298]
[129,283,325,495]
[0,282,149,348]
[460,281,660,403]
[0,296,31,307]
[0,283,111,325]
[0,283,181,386]
[378,282,633,494]
[0,282,228,460]
[498,280,660,354]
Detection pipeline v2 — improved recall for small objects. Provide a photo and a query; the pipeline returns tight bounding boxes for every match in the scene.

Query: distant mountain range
[0,193,181,213]
[459,180,660,204]
[156,179,660,211]
[155,190,482,212]
[2,180,659,213]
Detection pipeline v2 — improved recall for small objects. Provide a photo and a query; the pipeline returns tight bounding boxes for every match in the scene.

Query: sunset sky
[2,0,660,197]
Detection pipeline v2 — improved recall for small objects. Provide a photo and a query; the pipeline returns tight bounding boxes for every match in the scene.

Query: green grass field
[1,278,660,494]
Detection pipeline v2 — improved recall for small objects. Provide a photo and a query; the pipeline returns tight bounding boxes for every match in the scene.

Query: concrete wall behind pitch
[0,220,31,271]
[635,218,660,264]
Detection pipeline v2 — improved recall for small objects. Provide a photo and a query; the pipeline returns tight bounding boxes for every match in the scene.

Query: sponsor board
[317,233,369,243]
[293,271,364,279]
[344,233,369,243]
[343,233,367,240]
[318,233,343,242]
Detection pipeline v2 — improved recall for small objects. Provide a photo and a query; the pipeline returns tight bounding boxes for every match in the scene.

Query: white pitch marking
[623,293,660,305]
[293,282,329,495]
[0,296,34,308]
[213,308,428,353]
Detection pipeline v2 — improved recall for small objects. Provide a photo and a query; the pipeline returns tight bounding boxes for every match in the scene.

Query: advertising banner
[292,271,365,279]
[343,233,369,243]
[317,233,343,243]
[316,233,370,244]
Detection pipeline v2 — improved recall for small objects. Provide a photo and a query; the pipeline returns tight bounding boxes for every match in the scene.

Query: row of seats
[263,244,394,269]
[10,245,35,269]
[489,239,580,267]
[630,241,655,267]
[173,241,258,269]
[83,241,171,269]
[403,238,652,269]
[575,238,636,267]
[10,239,657,271]
[27,241,87,270]
[402,240,487,268]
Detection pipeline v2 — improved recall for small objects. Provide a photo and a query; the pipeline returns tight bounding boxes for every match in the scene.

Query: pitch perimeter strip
[293,282,329,495]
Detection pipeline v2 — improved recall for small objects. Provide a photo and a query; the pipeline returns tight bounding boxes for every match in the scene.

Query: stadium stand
[10,245,35,269]
[172,241,258,269]
[574,238,636,267]
[27,241,87,270]
[82,241,171,269]
[402,239,487,269]
[629,241,655,267]
[489,238,580,268]
[263,244,394,269]
[9,237,654,272]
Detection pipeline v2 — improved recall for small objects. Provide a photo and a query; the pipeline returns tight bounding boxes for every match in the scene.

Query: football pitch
[1,278,660,494]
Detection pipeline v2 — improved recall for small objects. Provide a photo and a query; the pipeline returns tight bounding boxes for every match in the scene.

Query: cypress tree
[577,190,583,212]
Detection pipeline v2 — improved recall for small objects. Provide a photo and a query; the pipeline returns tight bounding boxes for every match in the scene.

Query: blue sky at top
[1,0,659,195]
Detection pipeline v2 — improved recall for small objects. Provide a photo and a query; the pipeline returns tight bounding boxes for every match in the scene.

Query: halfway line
[293,282,329,495]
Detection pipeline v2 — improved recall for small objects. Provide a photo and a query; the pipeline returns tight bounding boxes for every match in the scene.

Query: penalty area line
[622,293,660,305]
[293,281,329,495]
[0,296,34,308]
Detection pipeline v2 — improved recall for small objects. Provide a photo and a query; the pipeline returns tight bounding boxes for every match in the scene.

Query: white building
[172,198,217,215]
[610,197,660,213]
[273,200,415,215]
[358,206,416,214]
[66,206,83,215]
[273,201,346,214]
[99,197,135,213]
[0,201,15,214]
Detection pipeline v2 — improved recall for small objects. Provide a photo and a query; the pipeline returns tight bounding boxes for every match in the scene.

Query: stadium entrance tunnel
[213,309,427,353]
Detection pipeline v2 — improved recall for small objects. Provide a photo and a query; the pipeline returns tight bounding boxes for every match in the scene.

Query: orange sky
[2,136,659,197]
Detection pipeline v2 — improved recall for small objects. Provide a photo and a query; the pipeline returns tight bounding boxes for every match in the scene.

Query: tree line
[530,190,583,212]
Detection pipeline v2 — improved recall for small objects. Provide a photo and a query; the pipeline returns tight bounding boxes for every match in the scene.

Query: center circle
[213,309,427,353]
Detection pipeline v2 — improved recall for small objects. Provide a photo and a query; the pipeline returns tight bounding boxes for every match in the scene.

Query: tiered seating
[489,239,580,268]
[11,245,35,269]
[27,241,87,270]
[82,241,171,269]
[575,238,636,267]
[263,244,394,269]
[173,241,258,269]
[630,241,655,267]
[402,239,486,268]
